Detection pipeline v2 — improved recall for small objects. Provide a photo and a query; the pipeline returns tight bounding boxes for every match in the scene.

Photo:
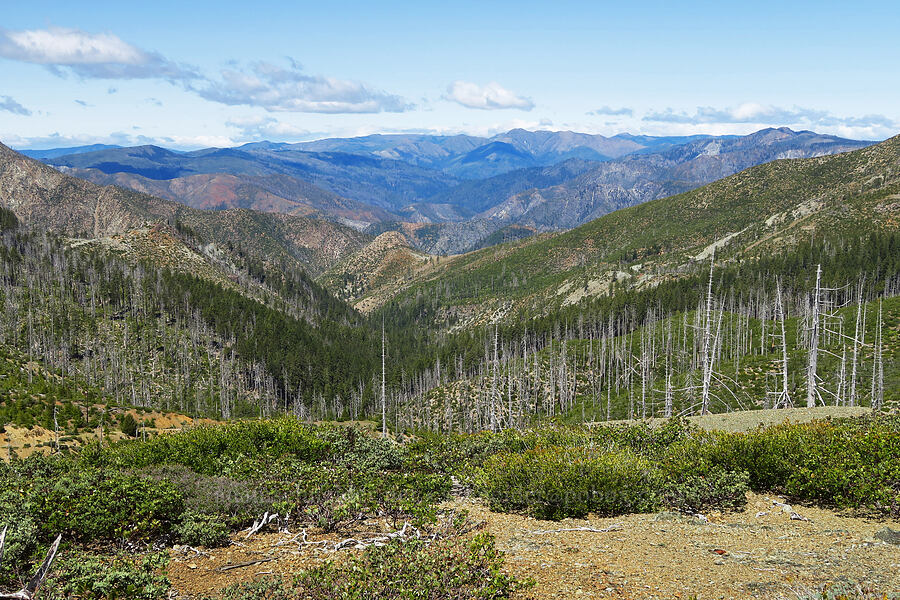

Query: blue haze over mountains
[28,127,871,254]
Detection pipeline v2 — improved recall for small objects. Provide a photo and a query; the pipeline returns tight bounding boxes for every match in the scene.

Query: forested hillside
[1,136,898,432]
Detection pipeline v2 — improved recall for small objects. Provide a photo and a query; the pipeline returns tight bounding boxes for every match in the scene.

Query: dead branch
[528,524,623,535]
[299,522,421,553]
[244,512,279,539]
[216,557,275,572]
[0,532,62,600]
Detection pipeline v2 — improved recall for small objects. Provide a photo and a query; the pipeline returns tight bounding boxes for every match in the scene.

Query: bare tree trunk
[806,264,822,408]
[381,317,386,437]
[775,280,792,408]
[701,255,715,415]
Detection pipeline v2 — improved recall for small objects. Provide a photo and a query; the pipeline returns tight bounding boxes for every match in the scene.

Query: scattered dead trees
[398,255,894,432]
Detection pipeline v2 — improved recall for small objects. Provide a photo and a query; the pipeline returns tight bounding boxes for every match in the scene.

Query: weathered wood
[216,557,274,572]
[0,534,62,600]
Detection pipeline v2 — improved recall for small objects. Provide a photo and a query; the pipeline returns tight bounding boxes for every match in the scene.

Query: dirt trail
[449,493,899,599]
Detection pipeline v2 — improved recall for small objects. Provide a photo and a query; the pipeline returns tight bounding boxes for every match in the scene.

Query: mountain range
[24,128,871,254]
[1,129,898,424]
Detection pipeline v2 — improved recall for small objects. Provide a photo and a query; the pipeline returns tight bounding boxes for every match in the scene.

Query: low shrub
[213,533,527,600]
[699,416,900,515]
[175,511,230,548]
[0,454,184,543]
[476,446,661,520]
[662,467,750,513]
[44,551,170,600]
[143,465,275,526]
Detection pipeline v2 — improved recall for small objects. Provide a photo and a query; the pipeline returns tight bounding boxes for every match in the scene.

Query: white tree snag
[774,280,792,408]
[700,254,716,415]
[806,264,822,408]
[849,296,864,407]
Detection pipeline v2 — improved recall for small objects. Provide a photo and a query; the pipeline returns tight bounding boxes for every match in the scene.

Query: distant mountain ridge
[0,142,370,276]
[23,127,876,254]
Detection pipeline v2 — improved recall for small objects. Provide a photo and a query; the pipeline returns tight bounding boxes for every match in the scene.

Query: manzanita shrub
[476,446,660,519]
[468,416,898,520]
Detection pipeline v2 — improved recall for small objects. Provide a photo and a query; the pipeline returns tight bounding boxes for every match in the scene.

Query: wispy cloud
[0,96,31,116]
[443,81,534,111]
[226,115,312,141]
[0,27,200,82]
[194,61,412,114]
[588,105,633,117]
[643,103,897,131]
[3,131,235,151]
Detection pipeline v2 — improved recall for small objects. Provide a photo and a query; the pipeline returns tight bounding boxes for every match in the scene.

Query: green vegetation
[456,416,900,520]
[45,552,170,600]
[213,533,526,600]
[0,413,894,597]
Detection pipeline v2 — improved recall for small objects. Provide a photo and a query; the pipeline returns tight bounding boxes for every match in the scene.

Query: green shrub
[143,465,275,526]
[0,455,184,543]
[476,446,661,520]
[700,417,900,514]
[45,551,170,600]
[175,511,230,547]
[213,533,527,600]
[662,467,749,512]
[0,515,38,585]
[119,413,138,438]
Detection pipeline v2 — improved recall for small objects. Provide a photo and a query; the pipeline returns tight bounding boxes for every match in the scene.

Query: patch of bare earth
[447,494,899,599]
[168,529,358,598]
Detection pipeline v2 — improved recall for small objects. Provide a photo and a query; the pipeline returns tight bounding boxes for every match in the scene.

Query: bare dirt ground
[166,408,897,599]
[595,406,873,433]
[166,493,900,600]
[450,494,899,599]
[168,524,388,598]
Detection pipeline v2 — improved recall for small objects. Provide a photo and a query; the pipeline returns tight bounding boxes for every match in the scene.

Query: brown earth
[596,406,874,434]
[166,493,900,600]
[453,493,899,599]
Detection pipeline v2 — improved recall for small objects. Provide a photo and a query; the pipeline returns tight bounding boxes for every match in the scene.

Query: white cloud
[0,27,200,82]
[443,81,534,111]
[226,116,312,141]
[2,131,234,151]
[0,96,31,116]
[637,103,899,139]
[195,61,412,114]
[642,103,896,132]
[588,105,633,117]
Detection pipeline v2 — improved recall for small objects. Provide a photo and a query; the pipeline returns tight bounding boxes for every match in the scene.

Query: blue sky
[1,0,898,149]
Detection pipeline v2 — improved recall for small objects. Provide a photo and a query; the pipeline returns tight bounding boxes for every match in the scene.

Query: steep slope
[46,144,460,211]
[481,128,873,231]
[0,142,370,276]
[360,135,900,329]
[317,231,436,308]
[68,169,396,229]
[0,212,378,420]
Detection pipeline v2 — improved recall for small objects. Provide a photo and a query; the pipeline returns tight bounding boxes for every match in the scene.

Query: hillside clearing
[594,406,874,433]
